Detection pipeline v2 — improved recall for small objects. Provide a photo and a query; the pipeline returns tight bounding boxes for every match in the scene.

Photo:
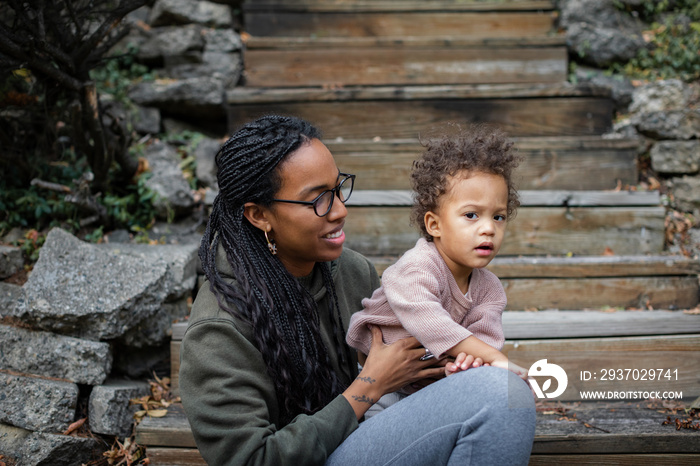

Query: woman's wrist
[342,371,384,420]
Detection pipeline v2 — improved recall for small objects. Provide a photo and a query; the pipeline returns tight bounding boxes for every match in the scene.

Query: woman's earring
[265,230,277,255]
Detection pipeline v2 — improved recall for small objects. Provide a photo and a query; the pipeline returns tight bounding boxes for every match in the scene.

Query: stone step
[226,83,614,139]
[243,1,556,39]
[329,136,638,191]
[243,36,567,87]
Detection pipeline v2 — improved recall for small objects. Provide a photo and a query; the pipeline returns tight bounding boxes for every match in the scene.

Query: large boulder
[629,79,695,113]
[566,22,646,68]
[138,24,205,65]
[16,228,169,341]
[650,140,700,175]
[636,110,700,140]
[560,0,646,67]
[149,0,233,28]
[0,372,78,432]
[141,142,196,220]
[0,324,112,385]
[0,281,23,318]
[89,379,150,437]
[670,176,700,214]
[128,76,226,119]
[19,432,103,466]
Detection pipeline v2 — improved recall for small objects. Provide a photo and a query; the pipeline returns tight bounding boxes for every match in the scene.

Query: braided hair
[200,115,352,424]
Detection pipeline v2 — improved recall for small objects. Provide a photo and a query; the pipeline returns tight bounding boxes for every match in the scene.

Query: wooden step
[227,83,614,139]
[370,254,700,311]
[343,190,665,256]
[243,1,556,39]
[244,37,567,87]
[135,401,700,465]
[329,136,638,191]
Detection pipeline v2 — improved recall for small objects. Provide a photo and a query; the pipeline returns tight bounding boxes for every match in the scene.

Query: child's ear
[243,202,271,233]
[424,211,441,238]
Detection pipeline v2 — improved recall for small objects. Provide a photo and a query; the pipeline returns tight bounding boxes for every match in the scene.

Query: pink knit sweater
[346,238,506,359]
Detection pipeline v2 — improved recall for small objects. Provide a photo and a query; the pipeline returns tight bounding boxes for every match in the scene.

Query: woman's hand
[342,326,445,419]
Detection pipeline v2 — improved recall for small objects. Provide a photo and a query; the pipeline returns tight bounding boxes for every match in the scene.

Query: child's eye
[465,212,478,219]
[494,214,506,222]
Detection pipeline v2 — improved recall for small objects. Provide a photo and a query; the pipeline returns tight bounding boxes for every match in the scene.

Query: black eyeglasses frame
[272,173,355,217]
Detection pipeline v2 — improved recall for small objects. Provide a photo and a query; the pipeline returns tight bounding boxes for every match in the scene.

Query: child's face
[425,170,508,281]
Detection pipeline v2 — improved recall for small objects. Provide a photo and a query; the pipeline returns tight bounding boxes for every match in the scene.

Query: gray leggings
[326,366,536,466]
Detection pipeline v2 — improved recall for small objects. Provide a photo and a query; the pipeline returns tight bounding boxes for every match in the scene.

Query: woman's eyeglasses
[272,173,355,217]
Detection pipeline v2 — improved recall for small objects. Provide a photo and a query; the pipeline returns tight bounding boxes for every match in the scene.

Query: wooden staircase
[137,1,700,463]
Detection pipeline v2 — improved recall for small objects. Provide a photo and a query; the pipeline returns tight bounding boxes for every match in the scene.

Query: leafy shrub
[612,0,700,81]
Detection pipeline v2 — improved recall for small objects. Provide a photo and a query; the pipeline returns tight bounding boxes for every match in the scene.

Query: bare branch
[73,0,147,65]
[30,178,73,194]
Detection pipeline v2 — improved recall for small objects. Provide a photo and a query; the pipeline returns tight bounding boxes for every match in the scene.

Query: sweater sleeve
[465,269,507,350]
[179,316,359,466]
[381,263,473,359]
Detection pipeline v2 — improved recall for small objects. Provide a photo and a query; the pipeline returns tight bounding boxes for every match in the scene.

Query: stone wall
[0,228,198,464]
[558,0,700,256]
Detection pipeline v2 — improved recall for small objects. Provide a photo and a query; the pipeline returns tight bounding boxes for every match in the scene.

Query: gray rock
[0,324,112,385]
[573,66,635,112]
[0,281,23,319]
[128,76,225,119]
[566,22,646,68]
[17,228,169,341]
[204,28,242,53]
[133,106,162,134]
[559,0,644,30]
[0,423,31,463]
[670,176,700,214]
[0,372,78,432]
[650,140,700,175]
[138,24,205,63]
[636,110,700,140]
[122,298,189,347]
[89,379,150,437]
[629,79,694,113]
[0,244,23,279]
[20,432,102,466]
[195,137,222,188]
[149,0,233,28]
[142,142,196,219]
[98,242,198,301]
[168,51,243,89]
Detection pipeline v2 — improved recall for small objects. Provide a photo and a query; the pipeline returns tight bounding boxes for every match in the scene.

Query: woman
[179,115,535,465]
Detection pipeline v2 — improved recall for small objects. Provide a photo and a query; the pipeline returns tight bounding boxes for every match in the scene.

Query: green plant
[612,0,700,81]
[162,130,206,190]
[90,44,154,103]
[101,171,158,232]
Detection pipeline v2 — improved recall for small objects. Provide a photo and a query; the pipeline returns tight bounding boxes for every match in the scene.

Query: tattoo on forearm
[352,394,376,405]
[356,375,376,384]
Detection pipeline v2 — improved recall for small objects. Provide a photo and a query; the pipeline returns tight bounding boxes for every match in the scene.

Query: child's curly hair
[410,124,522,240]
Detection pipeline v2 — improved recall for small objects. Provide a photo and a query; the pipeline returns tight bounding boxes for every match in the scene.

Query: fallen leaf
[62,417,86,436]
[147,409,169,418]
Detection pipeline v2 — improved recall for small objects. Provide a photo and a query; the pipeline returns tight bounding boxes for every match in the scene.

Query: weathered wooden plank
[502,276,699,311]
[332,137,637,191]
[137,401,700,454]
[146,448,205,465]
[348,190,661,207]
[369,254,700,278]
[171,340,181,397]
[227,82,611,104]
[489,255,700,278]
[244,1,556,13]
[343,206,665,256]
[502,310,700,339]
[504,334,700,352]
[244,47,567,87]
[135,403,197,448]
[529,455,700,465]
[246,36,566,49]
[227,98,613,139]
[244,11,555,38]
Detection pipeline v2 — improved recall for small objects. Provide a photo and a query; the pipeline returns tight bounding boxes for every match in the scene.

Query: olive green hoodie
[179,246,380,465]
